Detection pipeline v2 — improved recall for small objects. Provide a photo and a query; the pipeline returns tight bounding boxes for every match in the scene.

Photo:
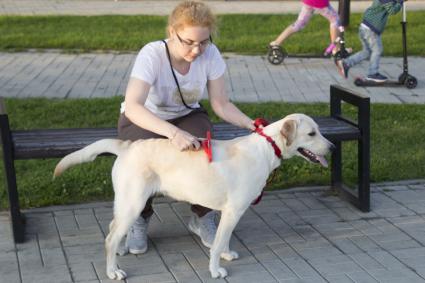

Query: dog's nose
[329,143,336,152]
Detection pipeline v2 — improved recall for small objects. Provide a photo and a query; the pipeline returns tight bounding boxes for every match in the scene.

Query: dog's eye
[308,132,316,137]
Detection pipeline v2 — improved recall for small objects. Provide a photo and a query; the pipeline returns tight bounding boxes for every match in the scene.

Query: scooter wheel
[398,73,408,84]
[354,78,364,86]
[405,75,417,89]
[267,46,286,65]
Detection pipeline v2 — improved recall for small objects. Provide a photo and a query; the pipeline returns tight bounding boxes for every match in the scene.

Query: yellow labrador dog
[54,113,333,280]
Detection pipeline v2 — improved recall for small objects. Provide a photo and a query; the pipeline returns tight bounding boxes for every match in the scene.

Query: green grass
[1,97,425,209]
[1,12,425,55]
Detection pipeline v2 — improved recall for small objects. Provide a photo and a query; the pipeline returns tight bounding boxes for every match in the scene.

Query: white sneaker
[118,216,150,255]
[188,211,218,248]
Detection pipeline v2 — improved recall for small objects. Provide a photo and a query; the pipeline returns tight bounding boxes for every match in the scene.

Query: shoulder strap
[162,40,196,110]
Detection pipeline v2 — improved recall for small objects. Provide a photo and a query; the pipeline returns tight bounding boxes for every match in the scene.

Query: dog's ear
[280,119,297,146]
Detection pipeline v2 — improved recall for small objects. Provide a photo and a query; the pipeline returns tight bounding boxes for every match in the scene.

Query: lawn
[1,12,424,56]
[1,98,424,209]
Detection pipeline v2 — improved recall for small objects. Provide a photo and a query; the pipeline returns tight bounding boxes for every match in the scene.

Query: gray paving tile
[224,263,278,283]
[20,264,73,283]
[331,238,364,255]
[367,250,408,270]
[261,260,298,281]
[326,273,355,283]
[295,245,343,260]
[313,261,364,277]
[69,262,99,282]
[349,235,383,253]
[279,256,323,279]
[0,251,21,283]
[348,253,386,271]
[346,271,379,283]
[367,268,425,282]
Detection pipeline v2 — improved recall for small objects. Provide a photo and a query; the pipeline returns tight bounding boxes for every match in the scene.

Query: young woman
[117,0,255,255]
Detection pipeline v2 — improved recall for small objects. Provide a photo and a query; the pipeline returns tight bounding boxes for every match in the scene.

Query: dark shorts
[118,107,213,141]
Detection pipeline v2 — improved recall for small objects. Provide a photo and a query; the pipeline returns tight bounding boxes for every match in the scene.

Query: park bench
[1,84,370,243]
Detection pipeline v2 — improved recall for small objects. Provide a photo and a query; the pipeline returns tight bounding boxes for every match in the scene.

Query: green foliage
[1,12,424,56]
[1,98,424,209]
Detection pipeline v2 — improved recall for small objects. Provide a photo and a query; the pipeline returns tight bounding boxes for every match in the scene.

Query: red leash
[251,118,282,205]
[201,131,212,163]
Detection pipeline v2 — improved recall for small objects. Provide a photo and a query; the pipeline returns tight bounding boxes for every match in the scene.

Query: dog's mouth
[297,148,328,167]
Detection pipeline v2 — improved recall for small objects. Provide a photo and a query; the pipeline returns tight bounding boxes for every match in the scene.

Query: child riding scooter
[336,0,417,89]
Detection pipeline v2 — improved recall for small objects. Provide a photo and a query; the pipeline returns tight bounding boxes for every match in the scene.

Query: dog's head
[276,114,333,167]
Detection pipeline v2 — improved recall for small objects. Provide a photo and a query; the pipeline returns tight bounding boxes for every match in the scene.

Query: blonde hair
[167,1,217,37]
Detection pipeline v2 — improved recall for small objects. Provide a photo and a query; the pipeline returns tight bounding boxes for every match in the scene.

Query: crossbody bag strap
[162,40,197,110]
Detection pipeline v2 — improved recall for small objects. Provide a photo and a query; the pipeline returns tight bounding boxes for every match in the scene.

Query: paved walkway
[1,52,424,103]
[2,180,425,283]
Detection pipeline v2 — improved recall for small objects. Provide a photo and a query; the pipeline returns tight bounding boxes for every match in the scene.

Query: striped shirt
[362,0,403,35]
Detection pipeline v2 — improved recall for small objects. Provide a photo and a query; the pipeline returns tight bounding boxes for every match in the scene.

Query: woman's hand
[247,120,256,131]
[170,129,201,151]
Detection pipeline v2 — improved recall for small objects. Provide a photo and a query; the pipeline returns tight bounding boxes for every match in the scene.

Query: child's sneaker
[324,42,337,57]
[366,73,388,83]
[335,59,349,78]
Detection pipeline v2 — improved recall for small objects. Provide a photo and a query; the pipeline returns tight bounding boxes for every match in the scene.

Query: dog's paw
[210,267,228,278]
[221,250,239,261]
[107,268,127,280]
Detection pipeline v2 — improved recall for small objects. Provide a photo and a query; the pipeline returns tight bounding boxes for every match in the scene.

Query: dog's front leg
[209,208,243,278]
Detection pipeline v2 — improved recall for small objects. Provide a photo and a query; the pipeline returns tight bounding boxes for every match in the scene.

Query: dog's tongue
[317,156,328,168]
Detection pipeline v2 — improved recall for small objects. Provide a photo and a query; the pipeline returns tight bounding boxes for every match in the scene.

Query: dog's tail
[53,139,131,178]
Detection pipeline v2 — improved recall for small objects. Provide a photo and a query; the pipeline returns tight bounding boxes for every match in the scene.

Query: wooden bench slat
[11,118,359,160]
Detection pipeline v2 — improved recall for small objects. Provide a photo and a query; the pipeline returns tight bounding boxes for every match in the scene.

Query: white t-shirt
[121,40,226,120]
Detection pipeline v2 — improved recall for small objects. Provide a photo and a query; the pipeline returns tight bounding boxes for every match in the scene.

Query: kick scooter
[267,26,351,65]
[354,2,417,89]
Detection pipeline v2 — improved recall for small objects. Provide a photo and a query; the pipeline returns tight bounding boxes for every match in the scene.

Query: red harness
[200,119,281,205]
[251,118,282,205]
[201,131,212,163]
[253,118,282,159]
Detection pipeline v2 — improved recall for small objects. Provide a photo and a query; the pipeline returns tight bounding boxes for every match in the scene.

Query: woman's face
[172,25,211,62]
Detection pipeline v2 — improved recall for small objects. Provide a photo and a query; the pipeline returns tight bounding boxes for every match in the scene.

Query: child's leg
[270,4,314,46]
[343,25,372,69]
[317,5,340,43]
[367,33,383,76]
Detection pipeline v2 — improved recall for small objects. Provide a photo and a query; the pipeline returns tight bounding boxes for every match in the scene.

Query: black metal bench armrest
[329,85,370,212]
[330,84,370,130]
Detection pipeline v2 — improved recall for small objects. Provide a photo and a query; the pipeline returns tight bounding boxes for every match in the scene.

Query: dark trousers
[117,107,213,219]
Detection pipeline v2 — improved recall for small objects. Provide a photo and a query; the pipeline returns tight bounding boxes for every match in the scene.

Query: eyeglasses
[176,33,211,50]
